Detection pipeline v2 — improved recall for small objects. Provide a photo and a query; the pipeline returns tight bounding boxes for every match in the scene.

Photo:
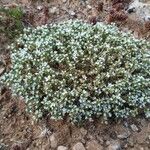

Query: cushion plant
[1,20,150,122]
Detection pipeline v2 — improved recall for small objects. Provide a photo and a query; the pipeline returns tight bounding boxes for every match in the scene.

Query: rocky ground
[0,0,150,150]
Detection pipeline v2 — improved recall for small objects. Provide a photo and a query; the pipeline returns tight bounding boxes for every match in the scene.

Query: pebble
[130,124,139,132]
[11,143,22,150]
[69,10,76,16]
[49,7,58,14]
[37,5,43,10]
[62,0,67,3]
[0,60,3,66]
[87,134,94,140]
[81,138,86,144]
[38,128,51,138]
[117,132,130,139]
[72,142,86,150]
[148,135,150,140]
[42,142,51,150]
[57,145,68,150]
[110,131,117,140]
[86,140,103,150]
[108,141,121,150]
[123,121,129,128]
[106,140,111,146]
[80,128,87,136]
[50,134,58,148]
[127,137,135,147]
[87,5,92,10]
[96,135,104,144]
[0,67,5,75]
[145,15,150,21]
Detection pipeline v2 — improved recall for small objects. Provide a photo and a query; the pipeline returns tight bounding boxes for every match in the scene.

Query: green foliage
[0,7,24,39]
[1,20,150,122]
[2,7,23,19]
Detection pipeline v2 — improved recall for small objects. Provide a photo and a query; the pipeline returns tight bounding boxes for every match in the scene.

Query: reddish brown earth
[0,0,150,150]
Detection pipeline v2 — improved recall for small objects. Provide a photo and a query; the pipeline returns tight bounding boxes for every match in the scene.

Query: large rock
[72,142,85,150]
[127,0,150,22]
[86,140,103,150]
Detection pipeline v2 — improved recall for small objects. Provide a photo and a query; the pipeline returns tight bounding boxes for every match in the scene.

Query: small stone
[38,128,51,138]
[124,143,128,148]
[127,7,136,14]
[10,140,32,150]
[87,134,94,140]
[86,140,103,150]
[57,146,68,150]
[110,131,117,140]
[37,5,43,10]
[133,31,140,38]
[0,67,5,75]
[123,121,129,128]
[108,141,121,150]
[148,135,150,140]
[117,132,130,139]
[50,134,58,148]
[69,10,76,16]
[145,16,150,21]
[87,5,92,10]
[106,141,111,146]
[130,124,139,132]
[11,143,22,150]
[62,0,67,3]
[127,137,135,147]
[42,142,51,150]
[0,60,3,66]
[49,7,58,14]
[140,119,146,127]
[81,138,86,144]
[72,142,85,150]
[96,136,104,144]
[80,128,87,136]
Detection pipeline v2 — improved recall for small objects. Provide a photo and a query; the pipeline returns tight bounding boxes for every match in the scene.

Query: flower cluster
[1,20,150,122]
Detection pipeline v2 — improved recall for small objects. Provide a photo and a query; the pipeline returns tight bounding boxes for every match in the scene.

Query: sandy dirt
[0,0,150,150]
